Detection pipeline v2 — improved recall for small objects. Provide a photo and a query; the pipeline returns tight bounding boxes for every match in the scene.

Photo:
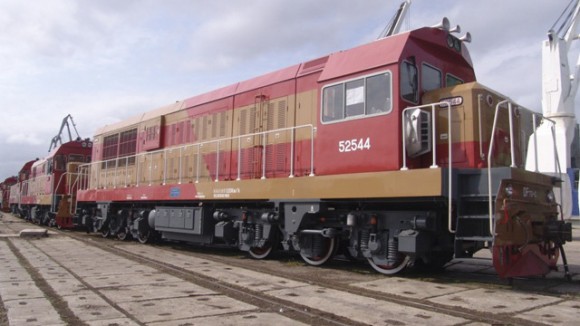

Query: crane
[378,0,411,39]
[48,114,82,152]
[526,0,580,218]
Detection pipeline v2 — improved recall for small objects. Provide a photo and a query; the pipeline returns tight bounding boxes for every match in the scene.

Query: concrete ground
[2,212,580,325]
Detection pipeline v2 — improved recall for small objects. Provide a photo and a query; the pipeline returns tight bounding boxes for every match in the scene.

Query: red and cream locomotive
[9,138,92,228]
[1,176,17,212]
[71,19,571,278]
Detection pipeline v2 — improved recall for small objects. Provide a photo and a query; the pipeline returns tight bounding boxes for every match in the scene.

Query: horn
[450,25,461,33]
[432,17,450,31]
[459,32,472,43]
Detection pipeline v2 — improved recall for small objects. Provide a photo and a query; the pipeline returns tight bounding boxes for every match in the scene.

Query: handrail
[477,94,486,161]
[486,100,558,236]
[401,99,560,237]
[401,101,453,233]
[69,172,86,214]
[78,124,316,190]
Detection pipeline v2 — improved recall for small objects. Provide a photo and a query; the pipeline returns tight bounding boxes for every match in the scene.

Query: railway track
[2,213,579,325]
[128,244,559,325]
[60,230,565,325]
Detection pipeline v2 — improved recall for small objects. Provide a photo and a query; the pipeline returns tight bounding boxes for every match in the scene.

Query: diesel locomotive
[1,176,17,212]
[61,20,573,278]
[8,139,92,227]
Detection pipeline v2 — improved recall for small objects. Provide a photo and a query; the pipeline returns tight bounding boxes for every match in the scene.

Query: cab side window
[446,74,463,87]
[401,61,418,103]
[421,63,441,92]
[366,73,391,114]
[54,155,66,171]
[345,79,365,117]
[322,71,392,123]
[322,84,344,122]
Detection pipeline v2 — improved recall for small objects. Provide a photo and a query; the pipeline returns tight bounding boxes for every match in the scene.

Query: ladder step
[460,194,490,201]
[455,236,493,242]
[458,214,490,220]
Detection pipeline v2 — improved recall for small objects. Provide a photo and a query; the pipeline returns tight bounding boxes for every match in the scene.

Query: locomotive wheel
[101,228,110,238]
[137,229,152,244]
[117,228,129,241]
[300,236,336,266]
[367,255,410,275]
[249,245,274,259]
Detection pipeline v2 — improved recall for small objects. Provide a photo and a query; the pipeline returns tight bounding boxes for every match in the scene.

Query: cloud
[5,133,44,146]
[177,0,389,72]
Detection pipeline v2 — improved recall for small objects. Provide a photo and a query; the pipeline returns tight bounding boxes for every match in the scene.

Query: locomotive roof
[1,176,17,185]
[18,159,37,174]
[95,26,472,136]
[30,139,92,169]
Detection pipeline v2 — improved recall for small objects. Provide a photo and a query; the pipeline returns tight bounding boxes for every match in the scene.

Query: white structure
[527,0,580,218]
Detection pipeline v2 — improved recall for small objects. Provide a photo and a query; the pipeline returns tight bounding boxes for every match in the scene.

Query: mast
[378,0,411,38]
[526,0,580,218]
[48,114,82,152]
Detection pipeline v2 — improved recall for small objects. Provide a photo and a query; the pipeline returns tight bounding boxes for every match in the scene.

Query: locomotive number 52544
[338,137,371,153]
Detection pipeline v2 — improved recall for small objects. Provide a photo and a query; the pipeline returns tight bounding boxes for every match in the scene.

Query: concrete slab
[148,312,308,326]
[428,288,561,314]
[63,262,158,278]
[10,238,135,325]
[34,266,71,280]
[517,299,580,325]
[118,295,257,323]
[265,285,467,325]
[120,245,307,292]
[0,242,34,283]
[7,239,89,297]
[44,277,88,296]
[83,271,184,289]
[351,277,468,299]
[85,318,141,326]
[0,265,33,282]
[61,290,126,322]
[4,297,64,326]
[0,280,46,301]
[99,281,216,303]
[19,228,48,238]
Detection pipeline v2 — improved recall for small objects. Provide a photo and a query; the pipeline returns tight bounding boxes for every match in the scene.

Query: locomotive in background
[1,176,17,212]
[2,8,573,279]
[6,115,92,228]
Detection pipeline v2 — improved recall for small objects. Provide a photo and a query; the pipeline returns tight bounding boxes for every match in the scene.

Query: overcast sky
[0,0,576,178]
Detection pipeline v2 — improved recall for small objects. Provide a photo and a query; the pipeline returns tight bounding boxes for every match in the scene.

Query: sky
[0,0,576,179]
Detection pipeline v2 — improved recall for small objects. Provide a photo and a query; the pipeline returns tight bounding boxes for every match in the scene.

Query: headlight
[505,184,513,198]
[546,190,555,203]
